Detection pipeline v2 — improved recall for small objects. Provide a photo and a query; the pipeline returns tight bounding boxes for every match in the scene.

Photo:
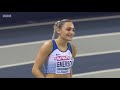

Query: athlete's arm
[70,68,72,78]
[71,44,77,58]
[32,40,52,78]
[70,44,77,78]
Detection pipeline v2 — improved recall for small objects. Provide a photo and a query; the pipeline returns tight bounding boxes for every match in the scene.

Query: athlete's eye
[66,28,71,31]
[66,27,75,31]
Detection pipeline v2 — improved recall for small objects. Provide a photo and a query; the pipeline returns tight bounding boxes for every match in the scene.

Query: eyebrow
[67,27,75,30]
[66,27,75,28]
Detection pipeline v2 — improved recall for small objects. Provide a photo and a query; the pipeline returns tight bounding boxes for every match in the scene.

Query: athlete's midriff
[46,73,71,78]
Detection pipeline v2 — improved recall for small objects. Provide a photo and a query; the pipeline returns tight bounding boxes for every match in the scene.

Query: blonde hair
[52,19,72,40]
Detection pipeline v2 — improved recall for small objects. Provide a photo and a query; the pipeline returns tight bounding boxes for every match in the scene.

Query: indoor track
[0,14,120,78]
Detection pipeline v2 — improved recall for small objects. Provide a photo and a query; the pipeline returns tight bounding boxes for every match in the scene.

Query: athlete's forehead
[62,22,74,28]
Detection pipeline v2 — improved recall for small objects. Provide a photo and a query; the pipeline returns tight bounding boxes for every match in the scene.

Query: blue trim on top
[52,40,58,51]
[67,42,72,53]
[52,40,72,53]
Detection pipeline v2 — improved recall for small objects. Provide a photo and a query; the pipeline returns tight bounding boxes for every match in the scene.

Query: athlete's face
[59,22,75,41]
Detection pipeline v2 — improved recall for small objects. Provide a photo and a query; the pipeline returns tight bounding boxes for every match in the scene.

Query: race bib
[55,56,74,74]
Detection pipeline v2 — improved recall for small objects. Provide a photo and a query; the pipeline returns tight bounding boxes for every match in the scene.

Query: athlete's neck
[56,37,68,47]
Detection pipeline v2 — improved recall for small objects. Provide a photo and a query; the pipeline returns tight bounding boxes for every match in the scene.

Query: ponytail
[52,20,60,39]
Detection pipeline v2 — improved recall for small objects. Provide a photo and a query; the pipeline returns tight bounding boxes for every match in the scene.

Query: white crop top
[44,40,74,74]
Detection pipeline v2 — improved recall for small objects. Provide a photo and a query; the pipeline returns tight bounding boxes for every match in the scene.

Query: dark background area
[0,12,120,27]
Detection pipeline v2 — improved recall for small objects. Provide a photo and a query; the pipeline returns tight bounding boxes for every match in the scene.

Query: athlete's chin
[66,38,73,41]
[68,39,72,41]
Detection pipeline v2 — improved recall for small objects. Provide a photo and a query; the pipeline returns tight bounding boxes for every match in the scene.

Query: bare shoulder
[70,42,77,58]
[43,40,52,47]
[40,40,53,54]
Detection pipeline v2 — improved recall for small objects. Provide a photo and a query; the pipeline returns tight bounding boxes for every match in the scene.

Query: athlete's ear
[56,28,61,35]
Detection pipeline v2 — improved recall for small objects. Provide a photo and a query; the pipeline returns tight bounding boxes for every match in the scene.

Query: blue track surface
[0,18,120,46]
[0,52,120,78]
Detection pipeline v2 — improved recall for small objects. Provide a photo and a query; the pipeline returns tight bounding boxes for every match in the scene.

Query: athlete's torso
[44,40,74,77]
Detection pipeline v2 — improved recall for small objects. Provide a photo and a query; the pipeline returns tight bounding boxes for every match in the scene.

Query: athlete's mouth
[67,34,73,38]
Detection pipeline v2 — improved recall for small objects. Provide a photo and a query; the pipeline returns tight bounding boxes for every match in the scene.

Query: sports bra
[44,40,74,74]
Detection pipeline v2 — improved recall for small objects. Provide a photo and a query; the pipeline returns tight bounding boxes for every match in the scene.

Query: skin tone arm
[70,69,72,78]
[70,44,77,78]
[32,40,52,78]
